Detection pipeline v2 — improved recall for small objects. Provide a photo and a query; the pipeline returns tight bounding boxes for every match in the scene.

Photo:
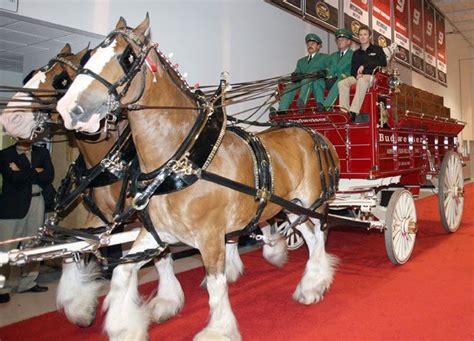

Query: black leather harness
[224,126,273,239]
[54,124,135,224]
[45,28,340,263]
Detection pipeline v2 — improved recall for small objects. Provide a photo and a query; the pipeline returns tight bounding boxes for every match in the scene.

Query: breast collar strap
[54,124,135,212]
[133,85,227,196]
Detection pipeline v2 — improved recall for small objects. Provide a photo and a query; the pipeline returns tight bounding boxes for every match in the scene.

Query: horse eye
[119,46,137,71]
[52,72,71,90]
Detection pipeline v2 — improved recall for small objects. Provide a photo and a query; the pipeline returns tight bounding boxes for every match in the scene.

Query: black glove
[290,72,304,82]
[326,76,337,90]
[314,69,328,78]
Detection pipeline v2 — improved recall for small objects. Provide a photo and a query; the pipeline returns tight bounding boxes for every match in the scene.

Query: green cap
[335,28,352,40]
[305,33,322,44]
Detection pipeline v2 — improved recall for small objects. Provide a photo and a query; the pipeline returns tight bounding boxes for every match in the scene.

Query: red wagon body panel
[271,72,465,185]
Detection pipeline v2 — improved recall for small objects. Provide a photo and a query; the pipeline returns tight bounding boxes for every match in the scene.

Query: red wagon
[271,70,465,264]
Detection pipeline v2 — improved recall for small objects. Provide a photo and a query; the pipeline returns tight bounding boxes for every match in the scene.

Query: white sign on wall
[0,0,18,12]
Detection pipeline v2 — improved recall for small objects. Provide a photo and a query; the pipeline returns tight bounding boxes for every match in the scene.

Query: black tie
[308,55,313,63]
[340,52,344,59]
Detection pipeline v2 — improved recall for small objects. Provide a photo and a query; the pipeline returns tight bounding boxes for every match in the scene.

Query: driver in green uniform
[316,28,354,110]
[278,33,327,113]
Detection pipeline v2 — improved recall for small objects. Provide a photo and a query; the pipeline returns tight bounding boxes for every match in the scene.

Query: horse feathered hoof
[194,328,239,341]
[76,310,96,328]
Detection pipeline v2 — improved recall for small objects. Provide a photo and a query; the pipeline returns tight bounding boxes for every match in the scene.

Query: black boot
[0,293,10,303]
[354,113,369,123]
[316,102,325,112]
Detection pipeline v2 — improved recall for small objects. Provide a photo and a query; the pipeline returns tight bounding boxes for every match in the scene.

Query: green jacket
[279,53,327,111]
[294,53,327,74]
[324,49,353,79]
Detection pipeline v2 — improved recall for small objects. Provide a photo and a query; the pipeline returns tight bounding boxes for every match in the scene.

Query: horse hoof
[76,311,97,328]
[194,328,235,341]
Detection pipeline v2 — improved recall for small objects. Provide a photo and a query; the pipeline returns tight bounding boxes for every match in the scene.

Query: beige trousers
[0,195,45,293]
[338,75,373,113]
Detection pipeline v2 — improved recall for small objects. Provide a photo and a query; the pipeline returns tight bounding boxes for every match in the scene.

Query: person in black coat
[0,140,54,303]
[337,26,387,123]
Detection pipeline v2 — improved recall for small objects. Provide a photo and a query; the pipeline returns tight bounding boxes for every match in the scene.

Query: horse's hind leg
[289,214,338,305]
[194,234,240,341]
[261,223,288,268]
[103,230,158,341]
[149,253,185,323]
[57,258,103,327]
[225,238,244,283]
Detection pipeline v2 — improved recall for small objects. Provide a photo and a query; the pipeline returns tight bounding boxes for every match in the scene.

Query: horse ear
[134,13,150,36]
[59,43,71,55]
[116,16,127,29]
[75,45,90,60]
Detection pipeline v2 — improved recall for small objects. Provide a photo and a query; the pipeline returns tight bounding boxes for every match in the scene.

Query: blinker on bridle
[29,52,92,139]
[77,29,153,114]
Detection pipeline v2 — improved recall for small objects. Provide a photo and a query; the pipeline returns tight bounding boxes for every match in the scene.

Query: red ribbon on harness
[145,56,157,73]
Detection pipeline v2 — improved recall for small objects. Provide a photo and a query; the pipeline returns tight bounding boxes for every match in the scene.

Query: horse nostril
[71,105,85,116]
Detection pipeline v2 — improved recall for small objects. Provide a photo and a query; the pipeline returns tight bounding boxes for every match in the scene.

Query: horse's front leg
[103,229,158,341]
[57,259,103,327]
[194,232,241,341]
[149,253,185,323]
[57,214,104,327]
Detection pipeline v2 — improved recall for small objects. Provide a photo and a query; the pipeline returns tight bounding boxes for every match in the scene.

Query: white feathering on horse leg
[194,273,241,341]
[57,260,103,327]
[149,254,185,323]
[261,224,288,268]
[103,231,157,341]
[225,240,244,283]
[292,218,338,305]
[103,262,150,341]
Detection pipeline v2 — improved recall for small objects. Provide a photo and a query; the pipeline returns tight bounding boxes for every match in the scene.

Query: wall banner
[423,0,437,79]
[268,0,303,15]
[410,0,424,72]
[394,0,410,65]
[344,0,369,39]
[436,11,447,86]
[372,0,392,48]
[305,0,339,31]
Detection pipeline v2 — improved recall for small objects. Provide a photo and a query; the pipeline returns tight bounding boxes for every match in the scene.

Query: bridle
[77,29,155,116]
[28,51,91,139]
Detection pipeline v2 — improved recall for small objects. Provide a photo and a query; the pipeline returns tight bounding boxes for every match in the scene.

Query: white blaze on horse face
[57,39,118,131]
[0,71,47,139]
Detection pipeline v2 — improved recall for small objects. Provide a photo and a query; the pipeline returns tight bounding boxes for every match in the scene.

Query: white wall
[0,70,22,149]
[0,69,23,98]
[12,0,474,138]
[17,0,332,84]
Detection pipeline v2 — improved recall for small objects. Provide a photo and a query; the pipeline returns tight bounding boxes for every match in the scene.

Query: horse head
[0,44,91,140]
[57,15,155,133]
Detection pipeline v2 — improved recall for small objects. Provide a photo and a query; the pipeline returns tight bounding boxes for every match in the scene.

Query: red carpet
[1,184,473,340]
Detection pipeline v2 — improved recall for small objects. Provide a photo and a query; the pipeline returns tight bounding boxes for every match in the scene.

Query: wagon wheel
[438,151,464,233]
[384,189,418,265]
[275,220,305,250]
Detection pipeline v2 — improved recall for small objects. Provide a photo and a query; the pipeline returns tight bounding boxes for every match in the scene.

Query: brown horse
[57,15,339,340]
[0,44,187,327]
[1,43,290,330]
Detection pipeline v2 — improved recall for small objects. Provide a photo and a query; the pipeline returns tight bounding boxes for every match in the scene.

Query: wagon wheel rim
[439,152,464,233]
[276,221,305,250]
[385,190,417,265]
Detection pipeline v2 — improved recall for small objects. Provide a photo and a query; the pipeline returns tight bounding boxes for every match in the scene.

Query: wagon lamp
[388,68,401,94]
